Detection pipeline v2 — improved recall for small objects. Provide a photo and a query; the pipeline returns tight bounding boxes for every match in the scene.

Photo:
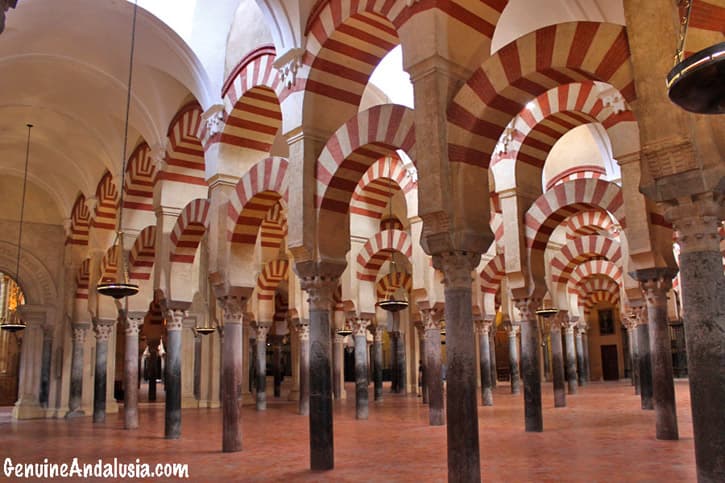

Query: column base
[64,409,86,419]
[242,393,255,405]
[288,389,300,402]
[182,397,199,409]
[197,399,221,409]
[13,400,47,420]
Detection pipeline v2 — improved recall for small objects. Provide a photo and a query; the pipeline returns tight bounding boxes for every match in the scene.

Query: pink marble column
[295,319,310,416]
[123,312,144,430]
[514,298,543,433]
[475,320,493,406]
[352,318,370,420]
[217,293,246,453]
[422,308,444,425]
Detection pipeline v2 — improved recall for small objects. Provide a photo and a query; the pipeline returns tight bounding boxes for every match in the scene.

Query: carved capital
[475,319,492,335]
[665,193,723,254]
[433,251,480,289]
[640,136,697,179]
[275,49,304,89]
[352,318,370,337]
[421,308,442,332]
[71,324,88,344]
[372,325,384,343]
[507,325,520,337]
[295,321,310,341]
[300,275,339,312]
[217,295,246,325]
[254,322,271,340]
[93,319,115,342]
[631,305,648,325]
[513,298,541,322]
[165,309,186,332]
[125,312,144,336]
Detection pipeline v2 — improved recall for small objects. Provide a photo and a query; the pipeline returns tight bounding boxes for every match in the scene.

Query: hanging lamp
[194,318,216,336]
[535,306,558,319]
[336,323,353,337]
[1,124,33,333]
[377,172,409,313]
[97,1,140,299]
[666,1,724,114]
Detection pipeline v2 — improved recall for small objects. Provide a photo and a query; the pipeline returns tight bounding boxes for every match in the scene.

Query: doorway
[600,345,619,381]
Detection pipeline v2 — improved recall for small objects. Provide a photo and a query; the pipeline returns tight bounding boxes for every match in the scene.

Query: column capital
[432,251,480,289]
[93,318,115,341]
[665,192,724,254]
[372,326,384,343]
[71,323,90,343]
[300,275,339,311]
[295,321,310,341]
[217,294,247,326]
[351,318,370,337]
[513,298,542,322]
[475,319,492,335]
[507,325,520,336]
[630,268,677,306]
[253,322,271,339]
[165,309,186,332]
[125,312,144,336]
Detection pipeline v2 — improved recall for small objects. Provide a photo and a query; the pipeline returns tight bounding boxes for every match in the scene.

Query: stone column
[575,325,586,387]
[435,252,482,482]
[514,298,543,432]
[623,317,640,393]
[217,293,245,453]
[422,309,444,425]
[253,323,270,411]
[666,194,725,481]
[124,312,143,429]
[332,333,344,400]
[193,330,202,400]
[272,337,282,398]
[300,274,338,471]
[296,319,310,416]
[507,325,521,394]
[389,330,400,393]
[581,324,591,383]
[181,316,197,408]
[413,321,426,403]
[371,325,384,402]
[39,325,53,408]
[634,305,654,410]
[563,319,578,395]
[476,320,493,406]
[396,327,407,395]
[634,271,679,440]
[164,309,185,439]
[489,328,497,388]
[352,318,370,420]
[66,323,89,418]
[92,318,115,423]
[550,317,566,408]
[147,339,160,402]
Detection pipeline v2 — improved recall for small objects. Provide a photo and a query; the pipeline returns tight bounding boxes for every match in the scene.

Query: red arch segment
[129,225,156,280]
[550,235,622,284]
[257,259,289,301]
[67,193,90,246]
[480,252,505,294]
[92,171,118,231]
[75,259,91,299]
[161,102,205,186]
[169,199,210,263]
[124,143,156,212]
[356,229,412,282]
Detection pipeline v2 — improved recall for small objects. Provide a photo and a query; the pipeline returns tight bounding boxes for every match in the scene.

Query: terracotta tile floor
[1,380,696,482]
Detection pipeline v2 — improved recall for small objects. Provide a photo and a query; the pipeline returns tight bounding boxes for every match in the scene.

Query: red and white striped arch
[564,210,614,240]
[162,102,205,187]
[316,104,415,214]
[550,235,622,284]
[92,171,118,231]
[67,193,90,246]
[582,290,620,315]
[257,259,289,301]
[350,156,416,219]
[480,252,505,294]
[100,244,119,283]
[259,201,287,250]
[75,259,90,300]
[227,157,289,245]
[448,22,636,167]
[129,225,156,281]
[577,275,619,301]
[220,47,282,153]
[375,270,412,300]
[681,1,725,59]
[490,81,637,171]
[356,229,412,282]
[491,212,504,245]
[525,179,625,252]
[124,143,156,212]
[380,216,404,231]
[169,199,210,264]
[568,260,623,294]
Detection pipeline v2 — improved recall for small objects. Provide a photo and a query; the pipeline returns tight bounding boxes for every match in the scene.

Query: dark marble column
[476,320,493,406]
[92,318,115,424]
[389,330,400,393]
[372,325,384,402]
[66,323,88,418]
[352,318,370,420]
[633,269,679,440]
[623,317,640,393]
[296,320,310,416]
[396,329,407,395]
[124,312,143,430]
[332,333,343,400]
[414,321,426,402]
[218,293,246,453]
[575,326,586,387]
[300,273,339,471]
[515,299,543,432]
[39,325,53,408]
[489,329,497,388]
[435,252,481,482]
[581,325,591,383]
[667,195,725,482]
[164,309,184,439]
[564,319,578,395]
[635,309,654,410]
[147,339,160,402]
[423,309,444,425]
[550,317,566,408]
[273,337,282,398]
[193,331,202,400]
[254,323,270,411]
[507,325,521,394]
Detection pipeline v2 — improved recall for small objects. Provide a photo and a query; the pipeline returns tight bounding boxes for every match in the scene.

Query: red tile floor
[1,380,696,482]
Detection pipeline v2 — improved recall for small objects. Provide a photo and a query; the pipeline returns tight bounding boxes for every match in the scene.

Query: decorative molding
[274,48,304,89]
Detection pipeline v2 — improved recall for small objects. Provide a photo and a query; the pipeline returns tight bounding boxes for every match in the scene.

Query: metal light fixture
[97,1,140,300]
[336,322,353,337]
[1,124,33,333]
[377,170,409,313]
[194,318,216,336]
[535,306,558,319]
[666,1,724,114]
